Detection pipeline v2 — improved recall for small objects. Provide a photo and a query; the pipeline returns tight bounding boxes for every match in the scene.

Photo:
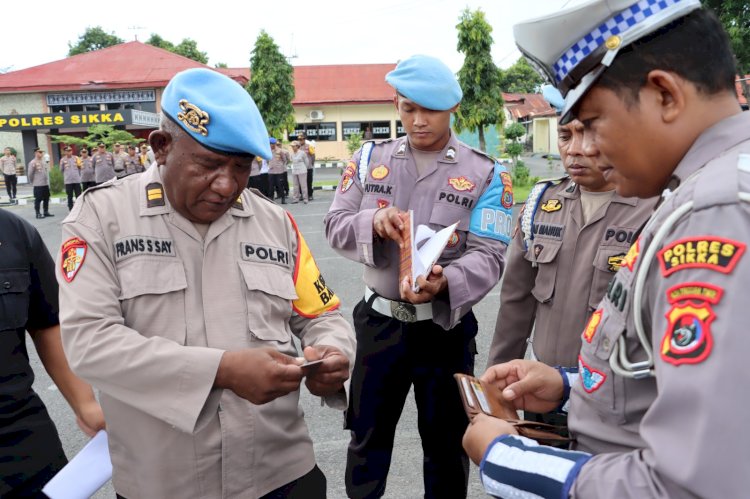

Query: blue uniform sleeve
[480,435,591,499]
[469,161,514,245]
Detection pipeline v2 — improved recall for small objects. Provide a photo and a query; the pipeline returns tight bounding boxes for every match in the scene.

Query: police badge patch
[61,237,87,282]
[661,301,715,366]
[540,199,562,212]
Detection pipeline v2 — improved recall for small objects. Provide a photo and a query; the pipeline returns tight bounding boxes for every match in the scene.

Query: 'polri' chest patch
[241,243,291,268]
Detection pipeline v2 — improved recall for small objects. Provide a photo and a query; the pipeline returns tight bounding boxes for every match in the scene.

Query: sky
[1,0,588,74]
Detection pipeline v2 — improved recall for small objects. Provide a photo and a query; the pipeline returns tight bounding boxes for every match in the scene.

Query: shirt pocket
[588,246,627,310]
[238,262,297,343]
[0,268,30,331]
[117,258,188,344]
[524,239,562,304]
[429,205,471,259]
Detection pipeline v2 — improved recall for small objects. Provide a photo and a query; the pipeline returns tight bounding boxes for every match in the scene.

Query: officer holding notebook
[325,54,512,499]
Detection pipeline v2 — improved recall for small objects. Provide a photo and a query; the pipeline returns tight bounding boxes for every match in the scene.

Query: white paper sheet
[42,430,112,499]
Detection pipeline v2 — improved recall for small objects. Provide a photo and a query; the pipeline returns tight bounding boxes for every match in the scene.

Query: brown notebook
[398,210,459,292]
[454,373,570,445]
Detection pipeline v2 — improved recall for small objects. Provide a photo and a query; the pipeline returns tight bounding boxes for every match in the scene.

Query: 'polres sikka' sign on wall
[0,109,156,131]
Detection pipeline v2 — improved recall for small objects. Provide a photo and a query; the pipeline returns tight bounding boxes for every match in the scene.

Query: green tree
[51,124,143,150]
[68,27,124,56]
[346,131,363,156]
[703,0,750,102]
[498,57,544,94]
[146,34,209,64]
[248,31,296,138]
[146,33,175,52]
[454,8,505,152]
[215,62,229,68]
[504,122,530,185]
[174,39,209,64]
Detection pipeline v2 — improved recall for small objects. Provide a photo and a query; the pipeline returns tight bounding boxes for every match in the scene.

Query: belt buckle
[391,301,417,323]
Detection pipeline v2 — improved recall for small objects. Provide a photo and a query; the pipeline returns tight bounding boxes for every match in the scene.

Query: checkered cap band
[552,0,682,83]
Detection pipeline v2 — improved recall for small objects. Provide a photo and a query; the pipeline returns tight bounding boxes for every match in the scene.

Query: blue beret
[541,85,564,113]
[161,68,272,160]
[269,137,277,144]
[385,55,462,111]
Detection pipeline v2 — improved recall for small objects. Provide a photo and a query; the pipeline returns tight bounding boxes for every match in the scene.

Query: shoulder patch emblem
[540,199,562,212]
[662,301,715,366]
[447,232,460,248]
[501,184,514,208]
[340,165,356,193]
[448,176,475,192]
[666,282,723,305]
[61,237,87,283]
[146,182,165,208]
[583,309,603,343]
[371,164,390,180]
[500,171,512,186]
[658,237,745,277]
[578,355,606,393]
[623,238,640,271]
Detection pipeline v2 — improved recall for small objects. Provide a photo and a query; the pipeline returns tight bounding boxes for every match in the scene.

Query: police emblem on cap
[177,99,210,137]
[605,35,621,50]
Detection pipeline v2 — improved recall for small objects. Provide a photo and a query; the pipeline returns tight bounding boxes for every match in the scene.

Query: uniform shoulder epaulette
[519,175,569,250]
[461,143,497,164]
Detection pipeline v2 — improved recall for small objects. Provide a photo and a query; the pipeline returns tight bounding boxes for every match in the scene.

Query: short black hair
[597,9,737,103]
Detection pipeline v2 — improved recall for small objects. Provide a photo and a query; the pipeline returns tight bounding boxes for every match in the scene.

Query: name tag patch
[114,236,175,262]
[438,191,474,209]
[242,243,290,267]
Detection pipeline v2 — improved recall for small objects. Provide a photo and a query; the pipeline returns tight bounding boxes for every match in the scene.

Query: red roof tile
[502,92,557,121]
[0,41,245,93]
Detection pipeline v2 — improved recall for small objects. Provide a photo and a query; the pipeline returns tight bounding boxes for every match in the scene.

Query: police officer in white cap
[326,54,512,498]
[463,1,750,498]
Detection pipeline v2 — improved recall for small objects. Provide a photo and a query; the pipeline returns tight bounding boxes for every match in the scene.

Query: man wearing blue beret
[325,54,513,498]
[463,1,750,498]
[56,68,356,499]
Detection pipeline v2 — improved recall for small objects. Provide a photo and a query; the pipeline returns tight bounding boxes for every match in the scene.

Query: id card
[470,379,491,414]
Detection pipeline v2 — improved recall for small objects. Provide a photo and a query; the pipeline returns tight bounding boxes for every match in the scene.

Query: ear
[393,94,400,111]
[644,70,686,124]
[149,130,172,165]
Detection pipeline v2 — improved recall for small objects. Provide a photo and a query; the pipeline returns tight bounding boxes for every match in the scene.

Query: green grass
[313,180,339,187]
[514,184,532,205]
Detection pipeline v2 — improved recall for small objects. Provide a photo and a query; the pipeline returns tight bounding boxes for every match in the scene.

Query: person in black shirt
[0,209,104,497]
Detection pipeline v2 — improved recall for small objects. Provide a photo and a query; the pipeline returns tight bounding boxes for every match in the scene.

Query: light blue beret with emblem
[541,85,564,113]
[385,55,462,111]
[161,68,272,160]
[514,0,702,123]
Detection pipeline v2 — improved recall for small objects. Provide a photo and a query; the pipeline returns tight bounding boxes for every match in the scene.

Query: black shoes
[44,212,54,217]
[36,213,43,219]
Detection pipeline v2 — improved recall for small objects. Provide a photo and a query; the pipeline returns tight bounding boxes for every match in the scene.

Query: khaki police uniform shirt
[91,151,115,183]
[569,111,750,498]
[59,156,81,185]
[299,141,314,169]
[27,158,48,187]
[79,157,94,183]
[325,134,512,330]
[113,151,128,178]
[56,165,355,499]
[0,155,16,175]
[268,147,289,175]
[124,155,142,175]
[487,178,657,368]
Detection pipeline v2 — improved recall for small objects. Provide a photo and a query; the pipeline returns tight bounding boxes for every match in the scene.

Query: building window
[342,121,391,140]
[294,122,337,141]
[396,121,406,138]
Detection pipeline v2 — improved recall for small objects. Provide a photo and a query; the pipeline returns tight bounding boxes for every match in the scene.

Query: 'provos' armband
[469,162,513,244]
[287,213,341,317]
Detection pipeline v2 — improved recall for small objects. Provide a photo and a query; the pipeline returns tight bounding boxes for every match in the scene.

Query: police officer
[486,86,657,427]
[60,146,82,211]
[268,137,289,204]
[112,142,128,179]
[28,147,52,219]
[325,55,512,499]
[79,147,95,191]
[0,209,104,497]
[463,2,750,497]
[297,132,315,200]
[91,141,115,185]
[1,147,17,202]
[57,68,355,499]
[124,145,143,175]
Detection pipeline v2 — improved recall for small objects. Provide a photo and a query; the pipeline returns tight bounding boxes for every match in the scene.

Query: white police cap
[515,0,702,123]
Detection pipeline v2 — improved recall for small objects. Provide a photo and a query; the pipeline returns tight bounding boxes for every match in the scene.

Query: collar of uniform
[557,175,636,206]
[229,189,254,218]
[393,132,461,164]
[672,111,750,186]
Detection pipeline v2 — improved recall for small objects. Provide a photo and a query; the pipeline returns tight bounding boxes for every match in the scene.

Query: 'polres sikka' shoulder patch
[469,161,513,244]
[287,213,340,317]
[658,236,745,276]
[60,237,87,282]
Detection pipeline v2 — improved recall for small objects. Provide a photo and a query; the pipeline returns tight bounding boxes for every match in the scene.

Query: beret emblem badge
[177,99,210,136]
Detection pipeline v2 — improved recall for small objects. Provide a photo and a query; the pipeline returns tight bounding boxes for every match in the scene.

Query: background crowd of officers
[248,132,316,204]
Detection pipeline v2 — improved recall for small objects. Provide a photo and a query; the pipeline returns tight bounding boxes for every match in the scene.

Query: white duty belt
[364,287,433,323]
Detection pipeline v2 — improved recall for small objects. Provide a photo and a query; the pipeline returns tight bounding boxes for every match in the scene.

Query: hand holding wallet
[454,373,570,446]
